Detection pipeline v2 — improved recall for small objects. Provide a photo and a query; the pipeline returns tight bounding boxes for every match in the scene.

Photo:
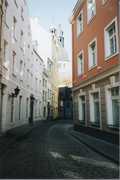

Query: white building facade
[50,25,72,87]
[0,0,45,132]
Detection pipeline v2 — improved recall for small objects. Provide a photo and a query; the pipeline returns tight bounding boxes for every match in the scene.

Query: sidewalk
[0,121,43,157]
[69,129,119,164]
[0,120,58,157]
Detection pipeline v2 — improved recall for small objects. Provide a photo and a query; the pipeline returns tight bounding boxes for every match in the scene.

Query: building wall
[73,72,119,133]
[71,0,119,134]
[0,0,44,132]
[72,0,119,87]
[50,26,72,87]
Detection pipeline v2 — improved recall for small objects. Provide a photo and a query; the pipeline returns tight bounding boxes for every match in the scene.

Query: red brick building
[71,0,120,137]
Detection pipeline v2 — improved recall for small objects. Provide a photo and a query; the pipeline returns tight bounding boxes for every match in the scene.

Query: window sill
[88,65,97,71]
[78,73,84,78]
[108,125,119,131]
[105,52,119,61]
[79,120,85,124]
[90,122,100,128]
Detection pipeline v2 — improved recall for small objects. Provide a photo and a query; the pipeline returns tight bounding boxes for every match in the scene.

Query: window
[11,96,14,122]
[23,41,26,54]
[111,87,120,127]
[20,60,23,77]
[90,92,100,127]
[77,10,83,36]
[4,0,8,27]
[78,96,86,123]
[21,7,24,21]
[14,0,18,8]
[43,90,45,101]
[77,51,84,75]
[12,17,17,43]
[87,0,96,23]
[106,86,120,128]
[4,40,9,67]
[35,78,38,91]
[27,69,30,86]
[12,51,16,75]
[88,39,97,68]
[39,101,41,116]
[20,30,23,45]
[26,98,29,118]
[104,18,118,59]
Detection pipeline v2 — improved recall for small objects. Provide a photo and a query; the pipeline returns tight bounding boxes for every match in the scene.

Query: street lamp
[11,86,20,97]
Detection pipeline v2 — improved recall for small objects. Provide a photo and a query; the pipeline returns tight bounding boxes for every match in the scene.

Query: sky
[28,0,77,60]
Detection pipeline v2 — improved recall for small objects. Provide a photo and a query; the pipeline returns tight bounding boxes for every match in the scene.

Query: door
[29,96,34,124]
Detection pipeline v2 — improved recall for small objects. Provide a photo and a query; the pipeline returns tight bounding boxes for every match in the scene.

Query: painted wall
[72,0,119,87]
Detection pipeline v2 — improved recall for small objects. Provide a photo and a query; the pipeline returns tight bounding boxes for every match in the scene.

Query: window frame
[88,38,97,69]
[12,51,16,76]
[78,93,86,124]
[89,89,101,128]
[105,84,120,129]
[104,17,119,61]
[77,9,84,37]
[87,0,96,24]
[77,50,84,76]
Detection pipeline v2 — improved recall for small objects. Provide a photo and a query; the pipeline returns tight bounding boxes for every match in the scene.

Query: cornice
[70,0,84,24]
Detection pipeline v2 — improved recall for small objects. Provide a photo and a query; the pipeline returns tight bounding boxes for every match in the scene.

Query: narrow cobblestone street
[0,120,119,179]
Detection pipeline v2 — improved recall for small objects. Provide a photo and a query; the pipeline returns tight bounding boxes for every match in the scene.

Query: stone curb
[69,130,119,164]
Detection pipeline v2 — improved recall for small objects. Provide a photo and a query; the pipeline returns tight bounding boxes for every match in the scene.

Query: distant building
[71,0,119,136]
[31,18,59,120]
[50,25,72,87]
[58,86,73,119]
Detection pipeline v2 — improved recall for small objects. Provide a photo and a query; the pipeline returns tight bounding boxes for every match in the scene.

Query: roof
[70,0,84,22]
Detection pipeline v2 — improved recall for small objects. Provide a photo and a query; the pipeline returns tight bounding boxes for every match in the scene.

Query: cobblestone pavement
[0,120,119,179]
